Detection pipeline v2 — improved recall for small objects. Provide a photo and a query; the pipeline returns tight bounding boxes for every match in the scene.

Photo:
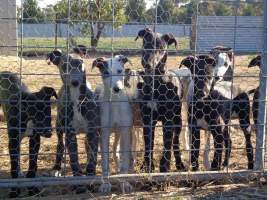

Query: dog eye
[117,69,122,74]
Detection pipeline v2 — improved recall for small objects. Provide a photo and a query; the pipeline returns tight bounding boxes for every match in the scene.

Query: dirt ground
[0,54,264,199]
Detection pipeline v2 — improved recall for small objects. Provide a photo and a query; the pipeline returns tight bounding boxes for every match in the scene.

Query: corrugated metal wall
[196,16,264,53]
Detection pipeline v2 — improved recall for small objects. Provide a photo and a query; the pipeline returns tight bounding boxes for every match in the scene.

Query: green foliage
[125,0,146,22]
[157,0,175,23]
[22,0,44,23]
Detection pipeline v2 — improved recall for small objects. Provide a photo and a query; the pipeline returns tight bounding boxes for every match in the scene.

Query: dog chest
[196,118,209,130]
[70,87,88,132]
[100,101,133,127]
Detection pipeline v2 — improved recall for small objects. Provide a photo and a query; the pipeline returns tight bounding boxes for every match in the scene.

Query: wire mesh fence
[0,0,266,198]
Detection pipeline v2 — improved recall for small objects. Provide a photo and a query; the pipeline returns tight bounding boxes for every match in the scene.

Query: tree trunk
[90,22,105,52]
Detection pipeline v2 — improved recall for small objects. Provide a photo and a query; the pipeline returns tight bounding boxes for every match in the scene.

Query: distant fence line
[194,16,264,53]
[18,23,191,38]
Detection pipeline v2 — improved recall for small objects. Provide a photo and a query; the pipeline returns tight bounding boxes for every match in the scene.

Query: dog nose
[113,86,120,93]
[71,80,79,87]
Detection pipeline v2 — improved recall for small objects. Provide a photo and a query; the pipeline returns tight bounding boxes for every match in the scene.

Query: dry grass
[0,54,262,199]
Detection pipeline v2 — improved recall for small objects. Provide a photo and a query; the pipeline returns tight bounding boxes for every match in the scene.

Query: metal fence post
[255,1,267,171]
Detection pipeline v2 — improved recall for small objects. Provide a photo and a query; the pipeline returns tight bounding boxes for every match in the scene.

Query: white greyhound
[92,55,133,193]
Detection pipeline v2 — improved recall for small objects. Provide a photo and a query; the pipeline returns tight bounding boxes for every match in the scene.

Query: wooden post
[0,0,17,56]
[190,14,197,50]
[254,1,267,170]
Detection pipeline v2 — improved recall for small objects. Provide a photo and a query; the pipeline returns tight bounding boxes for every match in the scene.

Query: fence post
[55,14,58,49]
[0,0,17,56]
[254,1,267,171]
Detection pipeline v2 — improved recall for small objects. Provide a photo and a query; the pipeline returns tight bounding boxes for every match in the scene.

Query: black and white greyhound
[0,71,57,198]
[181,55,254,170]
[46,49,100,191]
[135,28,186,172]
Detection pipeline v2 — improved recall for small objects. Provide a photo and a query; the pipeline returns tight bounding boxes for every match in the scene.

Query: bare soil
[0,54,264,199]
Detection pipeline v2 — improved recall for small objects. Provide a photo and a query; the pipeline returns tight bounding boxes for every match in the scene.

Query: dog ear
[248,55,261,68]
[199,55,216,68]
[117,55,130,65]
[161,33,178,49]
[92,57,107,72]
[135,28,152,41]
[39,87,58,100]
[180,56,197,74]
[227,51,233,62]
[211,46,233,62]
[73,45,87,57]
[46,49,62,66]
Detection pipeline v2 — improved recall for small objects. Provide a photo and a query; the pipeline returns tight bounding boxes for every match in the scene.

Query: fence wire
[0,0,266,198]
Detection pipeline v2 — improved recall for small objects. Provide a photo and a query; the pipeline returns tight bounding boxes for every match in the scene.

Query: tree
[156,0,176,23]
[53,0,126,51]
[22,0,44,23]
[125,0,146,22]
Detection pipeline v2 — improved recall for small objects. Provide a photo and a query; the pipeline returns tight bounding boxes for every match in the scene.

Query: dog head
[135,28,177,74]
[73,45,87,58]
[25,87,57,138]
[47,49,86,88]
[248,55,261,68]
[92,55,130,94]
[210,46,233,81]
[124,68,145,99]
[180,55,216,99]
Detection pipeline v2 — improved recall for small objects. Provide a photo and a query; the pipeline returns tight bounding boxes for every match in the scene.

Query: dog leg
[141,117,156,173]
[210,123,223,171]
[113,133,120,173]
[160,121,173,172]
[52,130,64,177]
[65,129,86,194]
[86,127,99,175]
[99,127,112,193]
[119,127,133,193]
[173,118,186,171]
[130,127,137,172]
[222,126,231,169]
[27,133,41,196]
[65,129,82,176]
[8,132,21,198]
[190,128,200,171]
[203,131,211,170]
[241,124,254,169]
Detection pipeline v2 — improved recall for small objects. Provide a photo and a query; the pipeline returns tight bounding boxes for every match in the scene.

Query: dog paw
[99,182,112,193]
[203,161,211,171]
[120,181,133,193]
[42,170,62,177]
[140,161,155,173]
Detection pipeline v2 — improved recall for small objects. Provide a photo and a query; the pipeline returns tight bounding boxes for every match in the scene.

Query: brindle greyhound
[135,28,186,172]
[46,49,100,193]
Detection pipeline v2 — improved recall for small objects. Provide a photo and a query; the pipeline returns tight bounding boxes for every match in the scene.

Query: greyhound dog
[181,55,254,170]
[92,55,134,193]
[46,50,100,191]
[0,71,57,198]
[135,28,185,172]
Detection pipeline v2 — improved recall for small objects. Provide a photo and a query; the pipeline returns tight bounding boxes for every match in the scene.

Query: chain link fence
[0,0,266,198]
